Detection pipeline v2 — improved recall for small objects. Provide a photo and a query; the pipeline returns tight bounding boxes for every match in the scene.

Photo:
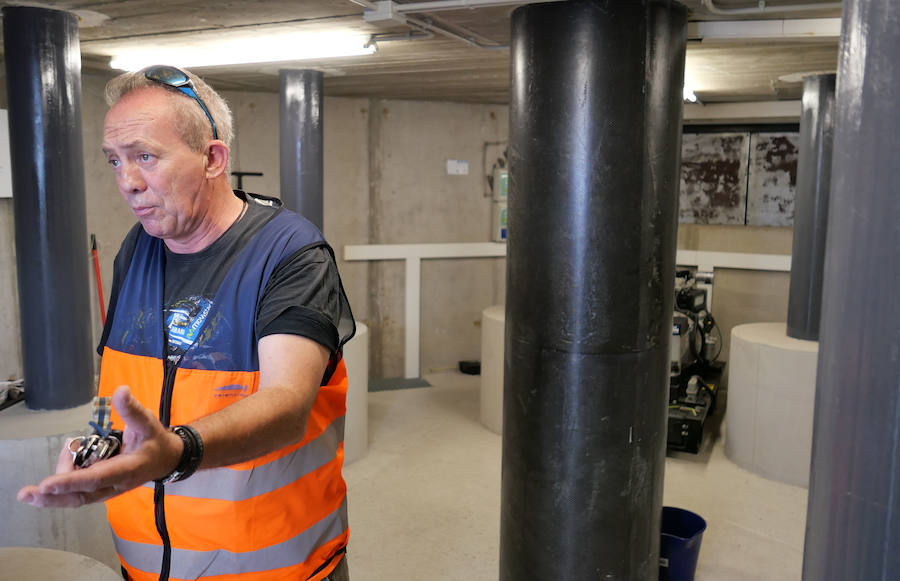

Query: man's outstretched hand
[17,385,183,508]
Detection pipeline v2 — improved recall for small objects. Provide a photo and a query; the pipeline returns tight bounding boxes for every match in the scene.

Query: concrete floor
[343,371,808,581]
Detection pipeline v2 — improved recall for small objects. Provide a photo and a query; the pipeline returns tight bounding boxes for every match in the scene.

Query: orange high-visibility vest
[98,209,349,581]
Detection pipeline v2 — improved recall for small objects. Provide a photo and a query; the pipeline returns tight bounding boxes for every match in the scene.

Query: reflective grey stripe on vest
[143,415,344,501]
[114,498,348,579]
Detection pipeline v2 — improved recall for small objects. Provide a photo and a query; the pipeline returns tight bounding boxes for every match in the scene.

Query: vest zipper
[155,361,178,581]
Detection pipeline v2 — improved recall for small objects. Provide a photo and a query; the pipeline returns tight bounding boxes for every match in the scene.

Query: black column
[3,6,93,410]
[787,74,836,341]
[501,1,685,579]
[802,1,900,579]
[279,69,324,230]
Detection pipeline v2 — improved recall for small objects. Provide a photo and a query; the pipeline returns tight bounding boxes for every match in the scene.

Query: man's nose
[119,162,146,193]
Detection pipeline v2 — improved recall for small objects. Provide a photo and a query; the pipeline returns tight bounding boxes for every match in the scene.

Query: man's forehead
[106,87,175,125]
[103,89,176,144]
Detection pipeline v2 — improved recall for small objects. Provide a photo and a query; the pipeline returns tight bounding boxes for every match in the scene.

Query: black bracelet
[156,425,204,485]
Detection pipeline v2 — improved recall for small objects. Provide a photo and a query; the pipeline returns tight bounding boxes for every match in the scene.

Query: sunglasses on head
[144,65,218,140]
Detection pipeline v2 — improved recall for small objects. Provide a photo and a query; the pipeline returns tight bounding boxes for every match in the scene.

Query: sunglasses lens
[146,66,188,86]
[143,65,218,140]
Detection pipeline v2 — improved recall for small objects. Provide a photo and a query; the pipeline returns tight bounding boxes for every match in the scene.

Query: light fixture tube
[109,32,376,71]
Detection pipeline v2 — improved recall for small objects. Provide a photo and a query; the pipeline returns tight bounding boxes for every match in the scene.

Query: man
[17,65,354,581]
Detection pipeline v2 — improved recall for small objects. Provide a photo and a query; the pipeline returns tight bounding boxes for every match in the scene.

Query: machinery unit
[671,313,692,377]
[668,375,717,454]
[667,270,723,453]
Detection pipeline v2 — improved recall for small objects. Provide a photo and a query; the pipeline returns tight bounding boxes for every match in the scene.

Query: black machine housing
[668,270,724,453]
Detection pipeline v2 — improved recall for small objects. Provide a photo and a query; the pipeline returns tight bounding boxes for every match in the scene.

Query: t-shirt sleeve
[257,244,354,355]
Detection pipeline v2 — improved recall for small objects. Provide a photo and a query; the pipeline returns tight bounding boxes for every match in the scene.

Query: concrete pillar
[787,74,836,341]
[500,1,686,579]
[2,6,93,410]
[0,402,118,570]
[279,69,324,230]
[802,1,900,579]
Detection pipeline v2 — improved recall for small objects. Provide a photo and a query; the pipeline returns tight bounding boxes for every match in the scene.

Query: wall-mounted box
[492,201,507,242]
[492,168,507,202]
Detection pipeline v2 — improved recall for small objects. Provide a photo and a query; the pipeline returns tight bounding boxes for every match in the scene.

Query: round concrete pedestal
[0,547,121,581]
[343,322,369,465]
[0,401,119,570]
[726,322,819,487]
[480,305,505,434]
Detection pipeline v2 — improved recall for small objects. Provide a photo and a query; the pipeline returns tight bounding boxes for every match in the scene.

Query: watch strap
[156,424,204,485]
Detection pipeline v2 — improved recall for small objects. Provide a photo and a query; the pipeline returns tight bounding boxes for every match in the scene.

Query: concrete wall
[224,92,508,378]
[0,192,18,381]
[0,77,19,381]
[364,100,507,377]
[0,71,790,384]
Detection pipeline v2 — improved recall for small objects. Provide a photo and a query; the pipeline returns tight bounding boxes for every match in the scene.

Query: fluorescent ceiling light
[109,32,376,71]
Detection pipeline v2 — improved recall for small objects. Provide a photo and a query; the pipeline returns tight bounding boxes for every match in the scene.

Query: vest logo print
[166,296,213,348]
[215,384,250,398]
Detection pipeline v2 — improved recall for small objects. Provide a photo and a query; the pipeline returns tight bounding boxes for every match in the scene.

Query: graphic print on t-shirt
[165,295,213,362]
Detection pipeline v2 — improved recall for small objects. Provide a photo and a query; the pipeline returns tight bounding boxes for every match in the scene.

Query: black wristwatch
[156,425,204,485]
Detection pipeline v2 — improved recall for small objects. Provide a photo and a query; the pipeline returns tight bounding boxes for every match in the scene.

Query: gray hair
[105,67,234,162]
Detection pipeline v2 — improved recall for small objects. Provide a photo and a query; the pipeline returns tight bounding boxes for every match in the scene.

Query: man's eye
[139,153,153,162]
[107,159,120,167]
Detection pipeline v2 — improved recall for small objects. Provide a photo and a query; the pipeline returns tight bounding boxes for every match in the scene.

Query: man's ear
[205,142,229,179]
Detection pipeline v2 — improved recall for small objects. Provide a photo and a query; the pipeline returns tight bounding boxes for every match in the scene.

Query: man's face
[102,87,210,243]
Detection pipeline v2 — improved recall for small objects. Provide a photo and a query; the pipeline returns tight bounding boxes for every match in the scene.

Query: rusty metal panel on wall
[679,132,749,225]
[747,132,799,227]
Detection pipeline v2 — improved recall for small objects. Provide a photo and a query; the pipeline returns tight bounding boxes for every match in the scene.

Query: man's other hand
[16,385,183,508]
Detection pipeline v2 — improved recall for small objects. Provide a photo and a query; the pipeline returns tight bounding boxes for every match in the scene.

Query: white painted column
[404,258,421,379]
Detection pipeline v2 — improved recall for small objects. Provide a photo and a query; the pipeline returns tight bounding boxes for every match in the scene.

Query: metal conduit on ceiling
[351,0,568,49]
[702,0,842,15]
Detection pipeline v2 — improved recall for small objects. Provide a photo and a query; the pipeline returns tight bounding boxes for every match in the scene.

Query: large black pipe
[501,1,685,578]
[3,6,93,410]
[802,1,900,579]
[279,69,324,229]
[646,0,687,353]
[787,74,836,341]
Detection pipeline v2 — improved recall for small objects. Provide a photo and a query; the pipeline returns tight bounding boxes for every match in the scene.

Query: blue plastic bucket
[659,506,707,581]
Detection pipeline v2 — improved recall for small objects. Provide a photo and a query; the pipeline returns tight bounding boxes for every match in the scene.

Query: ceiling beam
[685,100,801,123]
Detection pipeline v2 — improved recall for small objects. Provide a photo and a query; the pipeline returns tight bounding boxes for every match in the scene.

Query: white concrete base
[725,322,818,487]
[0,402,119,570]
[343,322,369,465]
[480,305,505,434]
[0,547,121,581]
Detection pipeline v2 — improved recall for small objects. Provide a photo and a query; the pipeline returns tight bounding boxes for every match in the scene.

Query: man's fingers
[19,485,122,508]
[17,485,40,504]
[37,452,147,496]
[112,385,158,439]
[54,439,77,474]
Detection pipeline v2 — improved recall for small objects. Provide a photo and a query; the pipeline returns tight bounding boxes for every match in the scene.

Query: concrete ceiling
[0,0,842,104]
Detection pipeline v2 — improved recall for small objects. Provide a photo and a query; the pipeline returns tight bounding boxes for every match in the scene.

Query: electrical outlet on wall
[446,159,469,176]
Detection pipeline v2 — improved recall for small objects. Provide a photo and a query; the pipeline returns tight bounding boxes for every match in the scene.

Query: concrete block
[725,322,818,487]
[0,402,118,570]
[0,547,121,581]
[343,322,369,465]
[480,305,505,434]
